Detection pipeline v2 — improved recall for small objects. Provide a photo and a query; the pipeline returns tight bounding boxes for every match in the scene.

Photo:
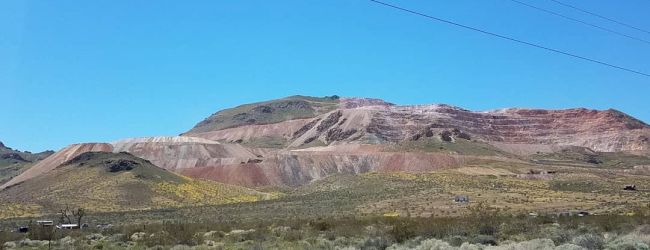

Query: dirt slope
[112,136,258,171]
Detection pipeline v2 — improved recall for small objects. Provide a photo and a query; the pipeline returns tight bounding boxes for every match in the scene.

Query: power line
[508,0,650,45]
[550,0,650,35]
[369,0,650,78]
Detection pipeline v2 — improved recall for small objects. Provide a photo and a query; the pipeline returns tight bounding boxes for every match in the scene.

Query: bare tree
[59,206,85,228]
[59,206,72,224]
[73,208,85,228]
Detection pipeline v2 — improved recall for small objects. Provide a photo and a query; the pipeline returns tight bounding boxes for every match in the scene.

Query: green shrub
[471,234,496,245]
[27,225,57,241]
[309,219,332,231]
[606,233,650,250]
[389,220,416,243]
[362,237,391,250]
[0,231,23,246]
[572,234,604,250]
[282,229,303,242]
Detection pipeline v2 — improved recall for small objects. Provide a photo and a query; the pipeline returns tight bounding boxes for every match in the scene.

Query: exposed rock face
[185,99,650,153]
[326,128,358,142]
[316,111,343,132]
[179,146,464,187]
[340,97,395,109]
[293,119,321,139]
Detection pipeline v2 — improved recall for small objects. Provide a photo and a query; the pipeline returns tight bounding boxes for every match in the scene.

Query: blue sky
[1,0,649,152]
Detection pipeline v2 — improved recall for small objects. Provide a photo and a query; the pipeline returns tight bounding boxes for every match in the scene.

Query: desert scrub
[3,215,650,249]
[152,179,267,206]
[0,231,23,247]
[0,204,41,219]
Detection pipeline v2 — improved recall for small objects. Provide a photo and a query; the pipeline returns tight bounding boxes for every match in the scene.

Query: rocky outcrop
[293,119,320,139]
[340,97,395,109]
[326,128,358,142]
[316,111,343,132]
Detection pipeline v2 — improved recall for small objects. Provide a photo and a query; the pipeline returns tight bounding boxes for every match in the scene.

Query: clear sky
[2,0,649,152]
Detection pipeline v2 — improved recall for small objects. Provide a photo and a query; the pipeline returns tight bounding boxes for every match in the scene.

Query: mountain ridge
[183,96,650,152]
[0,141,54,185]
[2,95,649,191]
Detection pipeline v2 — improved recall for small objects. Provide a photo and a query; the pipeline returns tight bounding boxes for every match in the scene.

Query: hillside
[0,141,53,185]
[0,152,272,218]
[184,96,650,152]
[186,95,341,133]
[0,143,114,189]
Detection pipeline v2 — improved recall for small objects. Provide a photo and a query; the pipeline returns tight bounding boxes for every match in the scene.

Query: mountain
[0,141,54,185]
[0,151,271,218]
[178,96,650,187]
[184,97,650,152]
[3,96,650,191]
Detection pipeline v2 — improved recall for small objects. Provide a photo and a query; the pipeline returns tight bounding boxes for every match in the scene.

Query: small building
[56,224,79,230]
[454,195,470,203]
[17,226,29,233]
[36,220,54,227]
[528,169,542,175]
[96,223,113,230]
[624,185,637,191]
[557,211,590,217]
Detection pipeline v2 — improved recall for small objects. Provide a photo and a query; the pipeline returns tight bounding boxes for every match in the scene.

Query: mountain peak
[340,97,394,109]
[186,95,341,134]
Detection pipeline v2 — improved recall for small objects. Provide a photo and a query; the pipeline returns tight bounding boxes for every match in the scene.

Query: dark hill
[0,152,271,218]
[186,95,340,133]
